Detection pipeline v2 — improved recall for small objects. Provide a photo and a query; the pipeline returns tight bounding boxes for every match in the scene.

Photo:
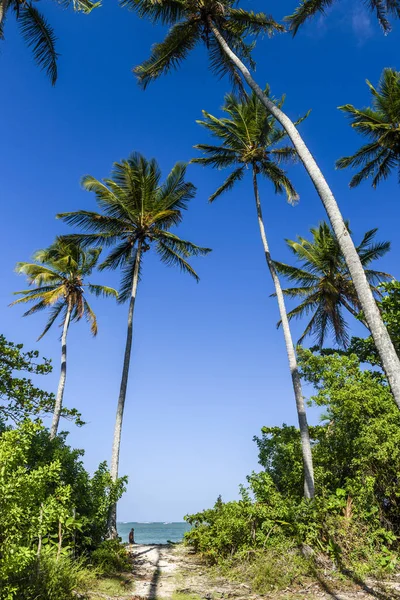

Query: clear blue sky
[1,0,399,521]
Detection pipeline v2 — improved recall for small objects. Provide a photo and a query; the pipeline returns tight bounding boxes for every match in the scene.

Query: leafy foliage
[273,221,391,348]
[2,0,100,84]
[348,280,400,367]
[185,347,400,580]
[0,420,127,598]
[337,68,400,188]
[123,0,283,91]
[285,0,400,35]
[0,334,82,426]
[12,237,117,339]
[58,153,211,299]
[91,539,131,574]
[192,88,306,203]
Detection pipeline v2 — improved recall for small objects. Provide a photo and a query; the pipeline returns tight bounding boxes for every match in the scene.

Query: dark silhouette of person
[129,527,135,545]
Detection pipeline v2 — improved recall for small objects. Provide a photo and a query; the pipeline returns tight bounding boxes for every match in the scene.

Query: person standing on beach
[129,527,135,546]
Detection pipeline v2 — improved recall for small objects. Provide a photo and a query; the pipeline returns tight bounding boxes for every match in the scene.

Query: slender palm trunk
[50,298,72,440]
[252,167,315,498]
[108,241,142,539]
[210,20,400,410]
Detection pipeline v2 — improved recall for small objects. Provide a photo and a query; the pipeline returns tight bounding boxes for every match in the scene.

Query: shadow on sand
[148,548,161,600]
[312,563,400,600]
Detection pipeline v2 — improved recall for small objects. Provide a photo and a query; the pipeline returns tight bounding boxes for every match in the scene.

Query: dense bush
[0,334,82,426]
[3,549,95,600]
[0,421,127,598]
[185,348,400,580]
[91,539,131,574]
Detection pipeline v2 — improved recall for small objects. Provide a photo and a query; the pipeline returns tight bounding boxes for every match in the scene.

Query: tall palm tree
[336,69,400,189]
[11,238,117,439]
[286,0,400,35]
[274,222,391,348]
[58,152,211,537]
[0,0,99,84]
[125,0,400,410]
[192,90,315,498]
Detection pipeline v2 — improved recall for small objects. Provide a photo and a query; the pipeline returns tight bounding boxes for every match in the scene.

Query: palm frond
[120,0,187,25]
[207,35,246,93]
[134,20,200,89]
[270,146,298,165]
[209,166,245,202]
[14,263,61,285]
[118,250,141,303]
[19,4,58,84]
[87,284,118,298]
[227,9,284,36]
[258,161,299,204]
[154,230,212,257]
[37,301,65,340]
[83,298,98,336]
[156,241,200,281]
[192,144,238,169]
[99,240,136,271]
[285,0,334,35]
[57,211,127,235]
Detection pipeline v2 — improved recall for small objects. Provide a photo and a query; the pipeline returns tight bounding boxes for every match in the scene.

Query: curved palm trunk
[50,298,72,440]
[108,241,142,539]
[210,21,400,410]
[252,167,315,498]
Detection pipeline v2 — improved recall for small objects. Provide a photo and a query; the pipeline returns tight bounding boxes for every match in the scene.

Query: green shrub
[218,546,312,593]
[1,548,95,600]
[91,539,131,574]
[185,349,400,580]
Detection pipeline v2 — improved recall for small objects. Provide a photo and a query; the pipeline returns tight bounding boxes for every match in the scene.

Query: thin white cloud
[351,7,374,43]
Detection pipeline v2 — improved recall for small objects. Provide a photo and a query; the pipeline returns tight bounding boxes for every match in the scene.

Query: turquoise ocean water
[117,522,191,544]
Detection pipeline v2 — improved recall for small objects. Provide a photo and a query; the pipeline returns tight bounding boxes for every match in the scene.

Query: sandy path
[126,544,400,600]
[127,544,182,599]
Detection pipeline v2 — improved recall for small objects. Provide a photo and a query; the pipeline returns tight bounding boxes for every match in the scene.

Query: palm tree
[286,0,400,35]
[192,90,315,498]
[11,237,117,439]
[125,0,400,410]
[336,69,400,189]
[57,152,211,537]
[274,222,391,348]
[0,0,99,84]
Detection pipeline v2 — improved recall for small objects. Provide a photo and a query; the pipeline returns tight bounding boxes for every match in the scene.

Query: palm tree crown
[336,68,400,189]
[57,153,211,294]
[192,89,307,202]
[0,0,99,84]
[12,238,117,338]
[122,0,283,90]
[286,0,400,35]
[274,222,391,348]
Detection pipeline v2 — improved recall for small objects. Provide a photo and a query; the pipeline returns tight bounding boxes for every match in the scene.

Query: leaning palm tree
[125,0,400,410]
[0,0,99,84]
[58,152,211,537]
[336,69,400,189]
[286,0,400,35]
[192,90,315,498]
[11,238,117,439]
[274,222,391,348]
[193,91,316,497]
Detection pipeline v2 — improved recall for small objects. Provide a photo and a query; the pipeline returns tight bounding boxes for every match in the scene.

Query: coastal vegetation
[1,0,400,596]
[184,280,400,587]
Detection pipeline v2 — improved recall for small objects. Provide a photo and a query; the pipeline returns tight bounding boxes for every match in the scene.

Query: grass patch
[213,547,313,594]
[88,573,135,598]
[172,593,202,600]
